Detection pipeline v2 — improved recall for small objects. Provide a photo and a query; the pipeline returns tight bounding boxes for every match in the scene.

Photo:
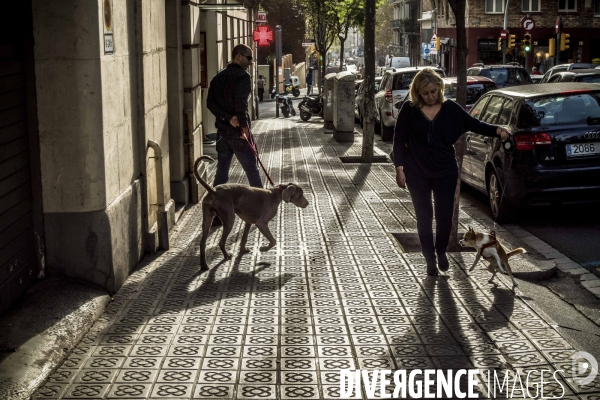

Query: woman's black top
[393,100,499,179]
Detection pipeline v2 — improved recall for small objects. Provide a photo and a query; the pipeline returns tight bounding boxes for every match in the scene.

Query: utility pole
[502,0,510,64]
[275,25,282,118]
[361,0,375,162]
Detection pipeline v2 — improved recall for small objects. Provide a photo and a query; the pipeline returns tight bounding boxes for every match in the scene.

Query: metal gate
[0,1,41,314]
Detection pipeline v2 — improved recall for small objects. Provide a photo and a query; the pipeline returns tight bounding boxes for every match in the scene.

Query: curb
[0,278,109,400]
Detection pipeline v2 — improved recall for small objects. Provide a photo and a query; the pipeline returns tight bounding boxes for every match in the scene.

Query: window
[485,0,504,13]
[522,0,540,12]
[481,96,505,124]
[469,96,490,119]
[596,0,600,16]
[558,0,576,11]
[498,99,514,125]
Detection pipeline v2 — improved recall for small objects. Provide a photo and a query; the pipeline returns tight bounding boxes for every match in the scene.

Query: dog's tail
[507,248,526,258]
[193,156,216,194]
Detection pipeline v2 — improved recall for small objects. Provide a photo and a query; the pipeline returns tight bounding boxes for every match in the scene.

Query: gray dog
[194,156,309,271]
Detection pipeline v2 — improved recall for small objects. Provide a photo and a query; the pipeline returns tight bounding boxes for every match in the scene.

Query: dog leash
[240,123,275,187]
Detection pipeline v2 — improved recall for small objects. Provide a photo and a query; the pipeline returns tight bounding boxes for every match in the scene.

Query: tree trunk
[448,0,468,250]
[320,50,327,94]
[339,38,345,68]
[361,0,375,162]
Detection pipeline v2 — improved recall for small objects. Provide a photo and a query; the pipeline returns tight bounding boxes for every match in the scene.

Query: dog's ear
[282,185,296,203]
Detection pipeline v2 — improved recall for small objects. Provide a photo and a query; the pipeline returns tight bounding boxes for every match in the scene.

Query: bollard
[332,71,356,142]
[322,73,337,130]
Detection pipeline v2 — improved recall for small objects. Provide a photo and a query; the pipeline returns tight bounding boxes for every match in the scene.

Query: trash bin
[323,73,337,130]
[332,71,356,142]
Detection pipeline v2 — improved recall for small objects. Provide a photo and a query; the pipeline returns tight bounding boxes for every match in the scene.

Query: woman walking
[393,68,510,276]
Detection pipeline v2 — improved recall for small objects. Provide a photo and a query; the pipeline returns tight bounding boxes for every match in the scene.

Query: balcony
[389,18,418,33]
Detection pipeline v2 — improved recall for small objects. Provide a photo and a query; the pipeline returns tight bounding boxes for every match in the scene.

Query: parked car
[354,76,382,125]
[538,63,597,83]
[442,76,497,112]
[463,83,600,223]
[545,69,600,83]
[466,64,532,88]
[530,75,544,84]
[374,66,445,141]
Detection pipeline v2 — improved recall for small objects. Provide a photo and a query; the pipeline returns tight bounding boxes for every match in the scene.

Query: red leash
[241,124,275,186]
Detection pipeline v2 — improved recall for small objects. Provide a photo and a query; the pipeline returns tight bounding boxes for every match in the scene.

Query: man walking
[207,44,263,224]
[257,75,265,102]
[306,69,313,95]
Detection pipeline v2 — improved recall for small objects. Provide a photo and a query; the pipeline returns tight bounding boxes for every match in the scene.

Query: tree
[446,0,468,250]
[300,0,338,93]
[334,0,364,67]
[374,0,394,61]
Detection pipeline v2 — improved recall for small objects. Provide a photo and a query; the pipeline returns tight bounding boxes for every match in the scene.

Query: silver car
[373,66,445,141]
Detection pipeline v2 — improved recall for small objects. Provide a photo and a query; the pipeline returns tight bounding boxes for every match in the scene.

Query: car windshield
[444,83,495,105]
[392,73,417,90]
[519,92,600,128]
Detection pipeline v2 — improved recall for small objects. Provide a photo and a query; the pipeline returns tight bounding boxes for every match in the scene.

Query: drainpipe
[184,109,198,204]
[147,140,169,250]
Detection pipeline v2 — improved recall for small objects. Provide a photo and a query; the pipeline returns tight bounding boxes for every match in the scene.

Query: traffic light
[435,37,441,51]
[523,33,531,52]
[549,38,556,56]
[560,33,570,51]
[508,34,516,49]
[498,37,502,51]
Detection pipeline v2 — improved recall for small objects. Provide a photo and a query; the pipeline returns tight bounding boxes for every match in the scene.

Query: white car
[373,66,445,141]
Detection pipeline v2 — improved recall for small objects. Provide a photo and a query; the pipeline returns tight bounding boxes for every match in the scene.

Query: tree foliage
[374,0,394,57]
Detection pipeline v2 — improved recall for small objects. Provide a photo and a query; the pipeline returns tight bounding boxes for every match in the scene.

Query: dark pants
[258,88,264,102]
[307,84,312,95]
[405,168,458,262]
[213,133,263,188]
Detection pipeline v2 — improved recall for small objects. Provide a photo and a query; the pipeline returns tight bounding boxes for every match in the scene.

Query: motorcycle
[277,93,296,118]
[297,94,323,121]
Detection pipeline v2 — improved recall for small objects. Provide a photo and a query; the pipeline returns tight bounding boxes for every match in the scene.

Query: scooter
[297,94,323,121]
[284,76,302,97]
[277,93,295,118]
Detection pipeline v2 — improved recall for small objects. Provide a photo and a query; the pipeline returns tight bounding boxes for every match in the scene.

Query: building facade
[432,0,600,76]
[0,0,259,314]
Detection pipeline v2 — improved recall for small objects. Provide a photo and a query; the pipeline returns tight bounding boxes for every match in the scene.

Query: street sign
[521,17,535,31]
[424,48,430,54]
[500,29,507,38]
[430,33,437,42]
[257,11,267,23]
[302,38,316,47]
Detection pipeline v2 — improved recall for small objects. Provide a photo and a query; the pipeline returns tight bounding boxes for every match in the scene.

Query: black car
[546,69,600,83]
[463,83,600,222]
[466,65,532,88]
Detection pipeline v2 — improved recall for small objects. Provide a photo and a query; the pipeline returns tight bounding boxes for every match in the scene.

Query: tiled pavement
[33,118,600,399]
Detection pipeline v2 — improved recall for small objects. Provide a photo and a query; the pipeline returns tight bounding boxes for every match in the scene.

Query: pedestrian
[207,44,263,225]
[359,64,365,78]
[257,75,266,102]
[306,69,313,95]
[531,66,541,75]
[393,68,510,276]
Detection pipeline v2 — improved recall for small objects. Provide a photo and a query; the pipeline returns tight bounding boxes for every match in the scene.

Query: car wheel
[380,115,394,142]
[487,170,514,224]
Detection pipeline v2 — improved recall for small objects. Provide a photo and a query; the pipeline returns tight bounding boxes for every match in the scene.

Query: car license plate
[566,142,600,158]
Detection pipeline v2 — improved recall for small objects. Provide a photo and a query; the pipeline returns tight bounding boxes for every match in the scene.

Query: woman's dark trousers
[405,169,458,263]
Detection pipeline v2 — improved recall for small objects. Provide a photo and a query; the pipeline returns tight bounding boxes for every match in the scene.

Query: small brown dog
[194,156,309,271]
[459,226,525,289]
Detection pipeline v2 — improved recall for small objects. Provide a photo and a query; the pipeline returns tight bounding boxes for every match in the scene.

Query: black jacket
[207,63,252,136]
[393,100,498,178]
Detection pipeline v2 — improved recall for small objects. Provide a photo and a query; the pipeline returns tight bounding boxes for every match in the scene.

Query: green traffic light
[524,45,530,52]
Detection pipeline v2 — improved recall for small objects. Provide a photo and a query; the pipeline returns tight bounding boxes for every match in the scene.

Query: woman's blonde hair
[409,68,445,108]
